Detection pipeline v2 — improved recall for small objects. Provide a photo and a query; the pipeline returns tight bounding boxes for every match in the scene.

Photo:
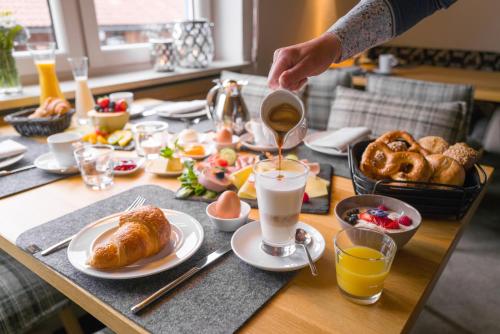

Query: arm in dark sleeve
[328,0,457,61]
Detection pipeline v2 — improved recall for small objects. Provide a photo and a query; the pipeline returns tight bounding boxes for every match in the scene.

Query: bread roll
[426,154,465,186]
[29,97,71,119]
[88,205,171,269]
[443,143,478,170]
[418,136,449,154]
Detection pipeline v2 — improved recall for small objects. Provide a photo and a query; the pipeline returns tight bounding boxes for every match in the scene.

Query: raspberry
[302,192,310,203]
[377,205,389,211]
[398,215,412,226]
[384,220,400,230]
[359,212,373,223]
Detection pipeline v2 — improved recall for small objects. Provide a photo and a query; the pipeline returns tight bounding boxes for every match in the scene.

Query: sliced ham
[198,168,232,192]
[307,162,320,175]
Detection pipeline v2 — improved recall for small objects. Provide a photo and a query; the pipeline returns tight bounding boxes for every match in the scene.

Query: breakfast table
[0,99,494,334]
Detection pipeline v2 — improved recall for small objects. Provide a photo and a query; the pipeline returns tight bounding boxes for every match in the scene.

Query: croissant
[88,205,171,269]
[29,97,71,118]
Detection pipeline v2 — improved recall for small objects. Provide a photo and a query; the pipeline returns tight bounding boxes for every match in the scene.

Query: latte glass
[254,158,309,257]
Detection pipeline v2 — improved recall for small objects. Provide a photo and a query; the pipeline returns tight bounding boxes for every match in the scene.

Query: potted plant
[0,11,29,95]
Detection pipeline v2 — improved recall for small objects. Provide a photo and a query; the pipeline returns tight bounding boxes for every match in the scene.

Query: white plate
[145,158,183,177]
[158,109,208,119]
[112,157,144,175]
[240,133,299,152]
[304,131,348,157]
[67,208,204,279]
[34,152,80,174]
[129,104,145,117]
[0,153,24,169]
[179,144,214,160]
[231,221,325,272]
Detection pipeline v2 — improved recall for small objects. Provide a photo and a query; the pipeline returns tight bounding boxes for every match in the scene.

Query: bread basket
[4,108,75,136]
[348,140,486,219]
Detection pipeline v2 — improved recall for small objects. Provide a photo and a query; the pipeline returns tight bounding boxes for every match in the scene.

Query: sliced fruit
[229,165,253,189]
[285,154,299,161]
[305,175,329,198]
[238,178,256,199]
[219,148,237,166]
[184,145,205,156]
[107,131,124,145]
[118,131,132,147]
[398,215,412,226]
[302,192,310,203]
[96,135,108,144]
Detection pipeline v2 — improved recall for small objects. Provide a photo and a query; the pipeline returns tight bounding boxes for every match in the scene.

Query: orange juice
[36,60,65,104]
[336,246,389,298]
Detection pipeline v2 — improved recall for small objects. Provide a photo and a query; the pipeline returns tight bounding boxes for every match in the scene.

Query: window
[0,0,57,52]
[94,0,185,47]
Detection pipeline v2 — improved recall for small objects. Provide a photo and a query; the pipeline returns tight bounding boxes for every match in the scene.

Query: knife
[0,164,35,177]
[131,244,233,314]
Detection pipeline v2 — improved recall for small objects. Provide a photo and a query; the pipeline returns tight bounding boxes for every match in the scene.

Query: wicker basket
[4,108,75,137]
[348,140,487,219]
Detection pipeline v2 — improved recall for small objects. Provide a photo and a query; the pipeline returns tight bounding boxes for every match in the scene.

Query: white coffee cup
[248,119,274,145]
[47,132,82,167]
[378,54,398,74]
[109,92,133,110]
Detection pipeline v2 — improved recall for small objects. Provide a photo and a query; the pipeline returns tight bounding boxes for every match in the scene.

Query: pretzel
[376,131,430,156]
[361,141,432,182]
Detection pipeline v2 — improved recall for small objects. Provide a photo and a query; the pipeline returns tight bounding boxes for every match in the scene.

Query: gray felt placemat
[0,135,78,199]
[16,185,294,334]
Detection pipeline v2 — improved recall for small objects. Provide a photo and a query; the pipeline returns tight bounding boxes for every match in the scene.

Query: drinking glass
[334,227,397,305]
[132,121,169,159]
[28,42,65,105]
[68,57,94,125]
[254,158,309,257]
[74,144,114,190]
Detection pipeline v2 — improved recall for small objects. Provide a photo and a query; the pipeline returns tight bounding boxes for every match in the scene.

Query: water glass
[334,227,397,305]
[254,158,309,257]
[132,121,169,159]
[74,145,114,190]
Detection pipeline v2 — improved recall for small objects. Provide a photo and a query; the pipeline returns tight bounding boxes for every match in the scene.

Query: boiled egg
[215,190,241,219]
[216,128,233,144]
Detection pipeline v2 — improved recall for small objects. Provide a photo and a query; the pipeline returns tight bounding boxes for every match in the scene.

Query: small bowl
[334,194,422,248]
[206,200,251,232]
[88,110,129,132]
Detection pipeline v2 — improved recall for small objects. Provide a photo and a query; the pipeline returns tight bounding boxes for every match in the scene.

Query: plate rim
[34,152,80,174]
[0,153,25,169]
[112,157,145,175]
[145,159,183,176]
[230,220,325,272]
[67,208,204,279]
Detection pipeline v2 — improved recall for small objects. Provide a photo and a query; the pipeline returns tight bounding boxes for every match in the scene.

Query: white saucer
[0,153,24,169]
[304,131,348,157]
[112,157,144,175]
[231,221,325,272]
[34,152,79,174]
[67,208,204,279]
[240,133,299,152]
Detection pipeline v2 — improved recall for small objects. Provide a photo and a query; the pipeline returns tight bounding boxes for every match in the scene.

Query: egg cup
[206,200,251,232]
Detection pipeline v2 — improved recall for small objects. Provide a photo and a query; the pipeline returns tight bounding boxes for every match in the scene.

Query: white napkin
[155,100,206,116]
[310,127,371,152]
[0,139,27,159]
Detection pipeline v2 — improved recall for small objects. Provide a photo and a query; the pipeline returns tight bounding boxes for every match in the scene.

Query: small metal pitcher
[206,79,249,134]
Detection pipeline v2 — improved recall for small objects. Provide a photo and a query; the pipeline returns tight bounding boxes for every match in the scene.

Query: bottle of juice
[68,57,95,125]
[28,42,65,105]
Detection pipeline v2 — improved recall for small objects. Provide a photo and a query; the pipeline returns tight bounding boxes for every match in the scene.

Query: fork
[40,195,146,256]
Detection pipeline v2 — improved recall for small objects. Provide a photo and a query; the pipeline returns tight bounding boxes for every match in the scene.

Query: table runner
[0,135,77,199]
[16,185,295,334]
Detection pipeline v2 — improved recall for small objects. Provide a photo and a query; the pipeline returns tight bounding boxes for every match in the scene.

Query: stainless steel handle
[302,244,318,276]
[40,235,75,256]
[131,266,200,314]
[0,164,35,176]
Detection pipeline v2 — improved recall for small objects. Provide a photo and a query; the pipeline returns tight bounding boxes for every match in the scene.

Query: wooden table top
[0,120,494,334]
[339,64,500,103]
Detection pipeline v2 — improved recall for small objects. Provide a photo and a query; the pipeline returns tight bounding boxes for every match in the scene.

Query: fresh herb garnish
[176,160,206,198]
[160,146,174,159]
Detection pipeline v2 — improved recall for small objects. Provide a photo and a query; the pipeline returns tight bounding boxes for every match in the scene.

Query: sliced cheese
[229,165,253,189]
[305,175,329,198]
[238,178,256,199]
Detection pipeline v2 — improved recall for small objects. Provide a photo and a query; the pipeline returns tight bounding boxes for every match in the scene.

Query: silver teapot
[206,79,249,134]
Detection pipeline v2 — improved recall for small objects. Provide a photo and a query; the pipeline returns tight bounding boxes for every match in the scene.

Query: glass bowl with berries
[334,194,422,248]
[88,95,130,132]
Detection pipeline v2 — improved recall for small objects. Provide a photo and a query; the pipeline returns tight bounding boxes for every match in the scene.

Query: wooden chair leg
[57,305,84,334]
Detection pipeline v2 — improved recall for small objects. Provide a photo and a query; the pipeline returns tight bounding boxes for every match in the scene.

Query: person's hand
[268,32,342,91]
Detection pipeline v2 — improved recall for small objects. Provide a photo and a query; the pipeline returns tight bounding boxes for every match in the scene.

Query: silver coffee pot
[206,79,249,134]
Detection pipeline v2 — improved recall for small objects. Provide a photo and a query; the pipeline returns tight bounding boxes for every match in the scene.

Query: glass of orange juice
[334,227,397,305]
[27,42,65,105]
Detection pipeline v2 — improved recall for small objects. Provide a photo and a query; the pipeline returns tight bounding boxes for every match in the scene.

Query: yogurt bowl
[334,194,422,248]
[206,200,251,232]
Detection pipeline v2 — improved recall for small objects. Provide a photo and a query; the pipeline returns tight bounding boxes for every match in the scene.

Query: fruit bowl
[334,194,422,249]
[88,110,129,132]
